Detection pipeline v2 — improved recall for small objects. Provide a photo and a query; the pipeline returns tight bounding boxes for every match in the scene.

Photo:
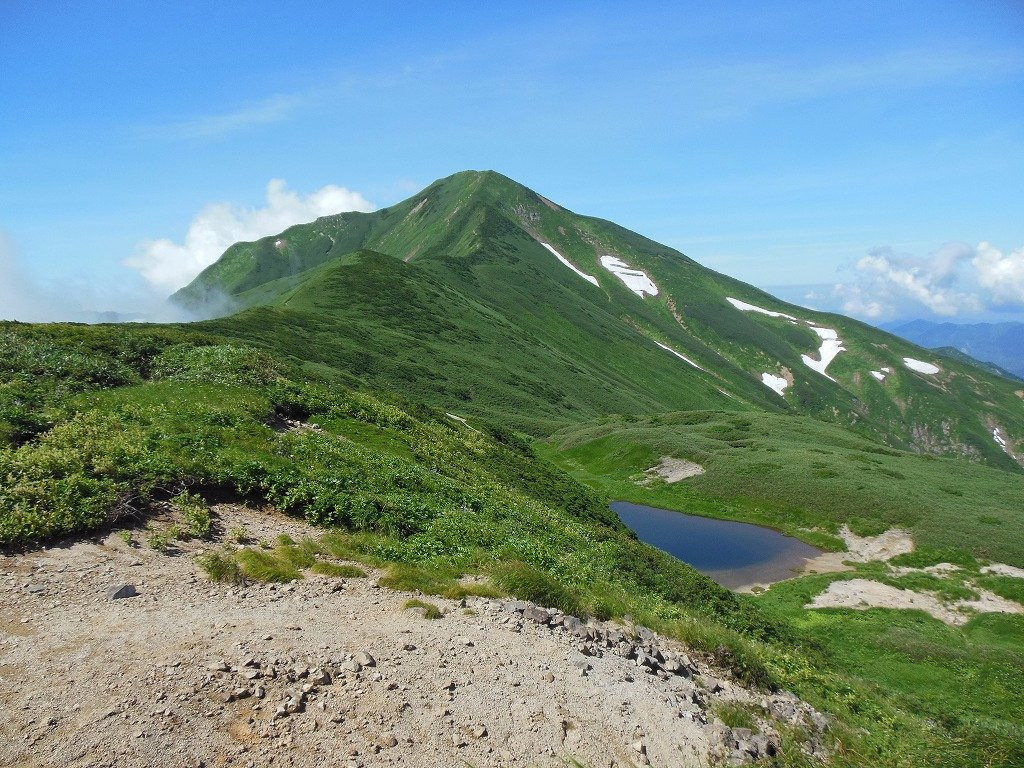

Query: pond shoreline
[612,500,825,590]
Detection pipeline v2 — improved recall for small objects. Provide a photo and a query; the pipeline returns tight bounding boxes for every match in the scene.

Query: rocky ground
[0,506,828,768]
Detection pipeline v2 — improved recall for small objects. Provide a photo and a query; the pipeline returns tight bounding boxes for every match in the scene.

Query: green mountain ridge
[177,170,1024,470]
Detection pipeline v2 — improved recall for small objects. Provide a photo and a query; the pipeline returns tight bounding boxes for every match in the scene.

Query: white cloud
[973,241,1024,305]
[125,180,375,293]
[140,93,308,141]
[835,241,1024,320]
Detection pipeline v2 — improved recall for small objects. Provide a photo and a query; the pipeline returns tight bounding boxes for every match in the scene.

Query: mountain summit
[178,171,1024,468]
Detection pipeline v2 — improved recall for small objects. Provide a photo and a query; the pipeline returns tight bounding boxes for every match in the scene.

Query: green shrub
[147,526,174,553]
[176,491,212,539]
[151,344,284,388]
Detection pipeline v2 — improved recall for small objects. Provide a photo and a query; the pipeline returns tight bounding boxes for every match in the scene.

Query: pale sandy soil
[0,506,826,768]
[800,526,914,576]
[806,578,1023,626]
[982,562,1024,579]
[640,457,705,484]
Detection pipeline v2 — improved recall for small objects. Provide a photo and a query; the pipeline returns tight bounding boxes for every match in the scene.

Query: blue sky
[1,1,1023,321]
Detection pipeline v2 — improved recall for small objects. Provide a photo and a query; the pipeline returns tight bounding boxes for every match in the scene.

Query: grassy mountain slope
[177,171,1024,468]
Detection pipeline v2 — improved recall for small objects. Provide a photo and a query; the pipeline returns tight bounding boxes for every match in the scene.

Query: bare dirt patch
[982,562,1024,579]
[806,578,1024,626]
[639,456,705,485]
[800,526,914,576]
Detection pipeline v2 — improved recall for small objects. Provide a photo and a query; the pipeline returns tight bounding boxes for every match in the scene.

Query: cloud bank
[125,180,375,292]
[0,231,68,322]
[836,241,1024,319]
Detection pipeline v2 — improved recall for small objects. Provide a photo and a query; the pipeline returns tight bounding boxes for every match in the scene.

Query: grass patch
[489,560,583,616]
[886,572,979,603]
[403,598,442,619]
[713,701,761,732]
[235,549,302,582]
[890,547,979,569]
[197,549,244,584]
[311,561,366,578]
[378,563,460,595]
[976,574,1024,604]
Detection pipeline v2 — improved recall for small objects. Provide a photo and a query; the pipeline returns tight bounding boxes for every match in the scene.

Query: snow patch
[540,243,599,286]
[728,296,846,379]
[599,255,658,297]
[726,297,799,321]
[445,412,481,434]
[761,372,788,396]
[870,370,886,382]
[654,340,703,370]
[801,326,845,380]
[903,357,940,375]
[992,427,1012,456]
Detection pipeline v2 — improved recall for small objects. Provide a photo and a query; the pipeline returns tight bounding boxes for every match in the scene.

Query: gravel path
[0,506,826,768]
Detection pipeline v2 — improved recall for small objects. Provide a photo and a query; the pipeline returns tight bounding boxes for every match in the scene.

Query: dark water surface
[611,501,823,589]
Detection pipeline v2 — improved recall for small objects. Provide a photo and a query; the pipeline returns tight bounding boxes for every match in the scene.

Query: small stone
[522,606,550,625]
[208,661,230,672]
[107,584,138,601]
[353,651,376,667]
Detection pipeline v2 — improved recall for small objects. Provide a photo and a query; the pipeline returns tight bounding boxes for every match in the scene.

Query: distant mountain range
[883,320,1024,380]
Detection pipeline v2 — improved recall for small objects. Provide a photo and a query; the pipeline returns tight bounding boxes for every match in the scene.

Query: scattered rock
[353,651,375,667]
[107,584,138,601]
